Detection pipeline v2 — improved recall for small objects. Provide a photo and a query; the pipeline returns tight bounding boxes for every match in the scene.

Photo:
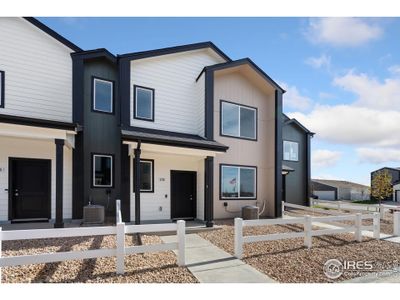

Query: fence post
[373,212,380,240]
[116,222,125,275]
[337,201,341,211]
[304,215,312,249]
[0,227,2,284]
[394,212,400,237]
[380,205,385,219]
[116,199,121,223]
[177,220,186,267]
[355,213,362,242]
[234,218,243,259]
[282,201,285,215]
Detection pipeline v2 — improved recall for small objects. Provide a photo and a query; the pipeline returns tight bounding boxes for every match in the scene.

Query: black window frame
[92,76,115,114]
[0,70,4,108]
[91,153,114,188]
[220,100,258,141]
[283,140,299,162]
[133,159,155,193]
[133,85,155,122]
[219,163,257,200]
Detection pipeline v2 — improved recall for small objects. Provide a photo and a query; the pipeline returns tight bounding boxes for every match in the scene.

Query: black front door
[10,158,51,220]
[171,170,196,220]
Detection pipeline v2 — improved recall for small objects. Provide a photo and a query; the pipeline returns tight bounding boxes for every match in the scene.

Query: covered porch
[0,118,76,227]
[121,128,228,227]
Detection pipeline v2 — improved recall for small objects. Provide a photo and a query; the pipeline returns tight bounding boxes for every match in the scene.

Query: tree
[371,170,393,204]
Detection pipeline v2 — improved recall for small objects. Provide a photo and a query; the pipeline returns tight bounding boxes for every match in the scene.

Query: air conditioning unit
[83,205,105,224]
[242,205,259,220]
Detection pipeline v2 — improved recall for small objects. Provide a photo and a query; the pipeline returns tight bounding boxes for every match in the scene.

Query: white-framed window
[134,159,154,192]
[0,70,4,108]
[220,164,257,199]
[221,100,257,140]
[134,85,154,121]
[93,154,113,187]
[93,77,113,113]
[283,141,299,161]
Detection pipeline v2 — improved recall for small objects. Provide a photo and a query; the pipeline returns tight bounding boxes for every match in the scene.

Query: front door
[171,170,196,220]
[10,158,51,220]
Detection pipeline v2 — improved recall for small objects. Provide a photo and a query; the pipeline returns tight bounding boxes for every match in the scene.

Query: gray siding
[282,122,308,205]
[73,58,121,218]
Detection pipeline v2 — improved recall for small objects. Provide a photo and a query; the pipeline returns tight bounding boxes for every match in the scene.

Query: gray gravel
[199,219,400,283]
[1,234,197,283]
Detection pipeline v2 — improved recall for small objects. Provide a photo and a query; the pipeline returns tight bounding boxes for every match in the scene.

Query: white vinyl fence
[234,213,380,259]
[0,200,185,283]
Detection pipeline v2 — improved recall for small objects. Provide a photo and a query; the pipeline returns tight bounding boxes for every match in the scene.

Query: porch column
[204,156,214,227]
[134,142,141,225]
[54,139,64,228]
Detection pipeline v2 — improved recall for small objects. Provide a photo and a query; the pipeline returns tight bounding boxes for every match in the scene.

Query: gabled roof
[118,41,231,62]
[371,167,400,174]
[284,116,315,136]
[23,17,82,52]
[199,58,285,93]
[71,48,117,64]
[313,179,370,190]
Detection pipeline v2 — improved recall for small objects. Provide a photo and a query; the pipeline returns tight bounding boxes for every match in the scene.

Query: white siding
[0,18,73,122]
[130,152,205,222]
[130,49,225,135]
[195,73,205,137]
[314,191,336,201]
[0,136,73,221]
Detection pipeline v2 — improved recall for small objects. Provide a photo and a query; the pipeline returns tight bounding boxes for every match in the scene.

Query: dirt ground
[199,220,400,283]
[1,234,197,283]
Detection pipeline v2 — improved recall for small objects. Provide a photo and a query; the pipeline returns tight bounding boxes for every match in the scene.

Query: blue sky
[40,17,400,185]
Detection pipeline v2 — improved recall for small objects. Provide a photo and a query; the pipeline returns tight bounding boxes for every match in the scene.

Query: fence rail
[234,212,380,259]
[0,200,186,283]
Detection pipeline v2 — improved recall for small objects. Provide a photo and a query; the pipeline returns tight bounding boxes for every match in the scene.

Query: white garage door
[314,191,336,200]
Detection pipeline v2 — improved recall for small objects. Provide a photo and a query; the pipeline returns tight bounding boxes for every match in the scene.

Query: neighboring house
[370,167,400,202]
[312,179,370,201]
[0,17,302,227]
[282,114,314,206]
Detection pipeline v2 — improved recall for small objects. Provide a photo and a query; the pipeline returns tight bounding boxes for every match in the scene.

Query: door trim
[8,157,52,221]
[170,170,197,220]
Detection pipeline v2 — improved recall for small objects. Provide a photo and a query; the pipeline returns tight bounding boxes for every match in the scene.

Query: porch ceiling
[0,123,76,147]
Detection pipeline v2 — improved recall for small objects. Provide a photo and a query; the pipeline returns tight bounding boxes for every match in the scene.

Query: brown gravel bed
[286,209,394,235]
[1,234,197,283]
[199,220,400,283]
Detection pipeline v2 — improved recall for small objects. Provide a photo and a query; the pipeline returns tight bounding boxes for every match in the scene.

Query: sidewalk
[161,233,275,283]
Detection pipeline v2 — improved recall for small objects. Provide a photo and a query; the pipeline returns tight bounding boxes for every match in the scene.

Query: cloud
[306,18,383,47]
[318,92,336,100]
[312,149,342,168]
[357,148,400,164]
[305,54,331,70]
[289,105,400,147]
[280,82,312,111]
[333,70,400,110]
[388,65,400,76]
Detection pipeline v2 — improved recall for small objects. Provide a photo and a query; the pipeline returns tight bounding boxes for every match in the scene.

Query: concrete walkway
[161,233,275,283]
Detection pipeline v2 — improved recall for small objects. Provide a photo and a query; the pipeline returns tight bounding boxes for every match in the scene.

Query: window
[93,154,113,187]
[133,159,154,192]
[0,70,4,108]
[221,101,257,140]
[220,165,257,199]
[283,141,299,161]
[93,77,113,113]
[134,85,154,121]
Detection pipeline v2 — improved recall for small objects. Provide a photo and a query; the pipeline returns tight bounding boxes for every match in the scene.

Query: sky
[39,17,400,186]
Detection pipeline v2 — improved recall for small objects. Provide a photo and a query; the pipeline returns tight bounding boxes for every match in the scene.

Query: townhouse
[0,17,312,227]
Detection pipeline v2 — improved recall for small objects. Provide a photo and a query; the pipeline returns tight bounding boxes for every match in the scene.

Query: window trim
[92,76,115,114]
[219,163,257,200]
[133,85,155,122]
[133,159,155,193]
[0,70,4,108]
[92,153,114,188]
[220,100,258,141]
[283,140,299,162]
